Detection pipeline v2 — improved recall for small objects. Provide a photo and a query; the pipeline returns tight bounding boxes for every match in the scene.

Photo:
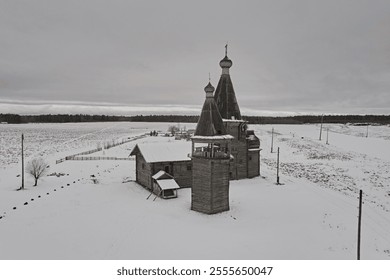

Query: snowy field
[0,122,389,259]
[0,122,169,168]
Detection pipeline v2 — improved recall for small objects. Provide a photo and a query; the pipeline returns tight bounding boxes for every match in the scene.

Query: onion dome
[204,82,215,95]
[219,56,233,69]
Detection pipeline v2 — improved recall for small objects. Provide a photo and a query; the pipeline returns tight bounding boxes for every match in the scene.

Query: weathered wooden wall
[247,150,260,178]
[224,120,261,180]
[172,161,192,188]
[152,161,192,188]
[191,157,230,214]
[225,121,248,180]
[230,140,248,180]
[135,154,153,189]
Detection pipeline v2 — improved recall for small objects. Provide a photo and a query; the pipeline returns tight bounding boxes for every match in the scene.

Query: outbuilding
[129,141,192,192]
[152,170,180,199]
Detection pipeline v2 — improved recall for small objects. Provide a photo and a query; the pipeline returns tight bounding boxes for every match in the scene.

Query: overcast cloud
[1,0,389,116]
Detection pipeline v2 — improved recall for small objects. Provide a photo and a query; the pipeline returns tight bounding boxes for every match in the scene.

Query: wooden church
[213,46,260,180]
[130,46,260,214]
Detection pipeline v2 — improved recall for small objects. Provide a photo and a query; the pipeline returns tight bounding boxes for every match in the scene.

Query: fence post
[357,189,363,260]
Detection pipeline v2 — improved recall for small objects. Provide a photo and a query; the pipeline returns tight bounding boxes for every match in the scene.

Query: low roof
[222,119,247,123]
[191,135,234,142]
[152,170,173,180]
[130,141,191,163]
[156,179,180,190]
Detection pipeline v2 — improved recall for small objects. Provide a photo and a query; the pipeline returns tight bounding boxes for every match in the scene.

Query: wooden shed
[152,171,180,199]
[129,141,192,191]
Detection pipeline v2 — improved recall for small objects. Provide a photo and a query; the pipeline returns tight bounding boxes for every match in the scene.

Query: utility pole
[276,147,280,184]
[319,115,324,140]
[326,128,329,145]
[259,144,262,176]
[357,189,363,260]
[271,127,274,153]
[21,133,24,190]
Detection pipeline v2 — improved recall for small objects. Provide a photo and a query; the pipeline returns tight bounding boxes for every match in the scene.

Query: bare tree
[26,158,49,186]
[168,125,179,135]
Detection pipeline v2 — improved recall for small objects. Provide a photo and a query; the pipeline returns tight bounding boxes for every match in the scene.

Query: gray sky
[1,0,390,116]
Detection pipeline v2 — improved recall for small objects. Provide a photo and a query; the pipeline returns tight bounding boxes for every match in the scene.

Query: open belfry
[191,46,261,214]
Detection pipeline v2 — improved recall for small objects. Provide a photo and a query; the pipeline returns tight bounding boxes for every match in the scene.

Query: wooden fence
[55,134,146,164]
[67,156,134,161]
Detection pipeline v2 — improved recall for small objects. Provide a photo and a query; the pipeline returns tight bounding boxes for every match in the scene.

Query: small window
[165,166,170,173]
[249,156,252,161]
[187,164,192,171]
[142,163,145,169]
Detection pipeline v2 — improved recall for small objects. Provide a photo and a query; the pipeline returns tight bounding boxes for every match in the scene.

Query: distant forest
[0,113,389,125]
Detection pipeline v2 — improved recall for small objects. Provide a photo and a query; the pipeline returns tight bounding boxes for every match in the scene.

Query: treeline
[0,114,198,124]
[0,113,389,124]
[243,115,390,125]
[0,114,129,123]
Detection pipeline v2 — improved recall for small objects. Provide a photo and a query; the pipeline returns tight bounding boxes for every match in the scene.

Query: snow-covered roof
[156,179,180,190]
[191,135,234,141]
[247,135,258,141]
[248,148,261,152]
[152,170,173,180]
[222,119,247,123]
[130,141,191,163]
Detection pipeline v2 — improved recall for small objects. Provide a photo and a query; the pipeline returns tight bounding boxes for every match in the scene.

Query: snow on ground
[0,122,389,259]
[0,122,172,168]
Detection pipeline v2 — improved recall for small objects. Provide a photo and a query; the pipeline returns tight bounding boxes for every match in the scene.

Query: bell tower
[191,80,233,214]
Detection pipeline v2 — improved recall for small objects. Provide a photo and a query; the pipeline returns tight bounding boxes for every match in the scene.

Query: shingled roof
[214,74,241,120]
[194,82,227,137]
[214,50,242,120]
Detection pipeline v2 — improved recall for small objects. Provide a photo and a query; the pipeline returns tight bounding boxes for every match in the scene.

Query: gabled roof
[156,179,180,190]
[130,141,191,163]
[152,170,173,180]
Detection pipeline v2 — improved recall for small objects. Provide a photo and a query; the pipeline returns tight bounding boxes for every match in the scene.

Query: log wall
[135,154,153,189]
[191,157,230,214]
[224,120,261,180]
[152,161,192,188]
[247,150,260,178]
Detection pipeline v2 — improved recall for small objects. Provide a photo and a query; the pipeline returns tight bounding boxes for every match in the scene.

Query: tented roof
[214,73,242,120]
[194,96,226,137]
